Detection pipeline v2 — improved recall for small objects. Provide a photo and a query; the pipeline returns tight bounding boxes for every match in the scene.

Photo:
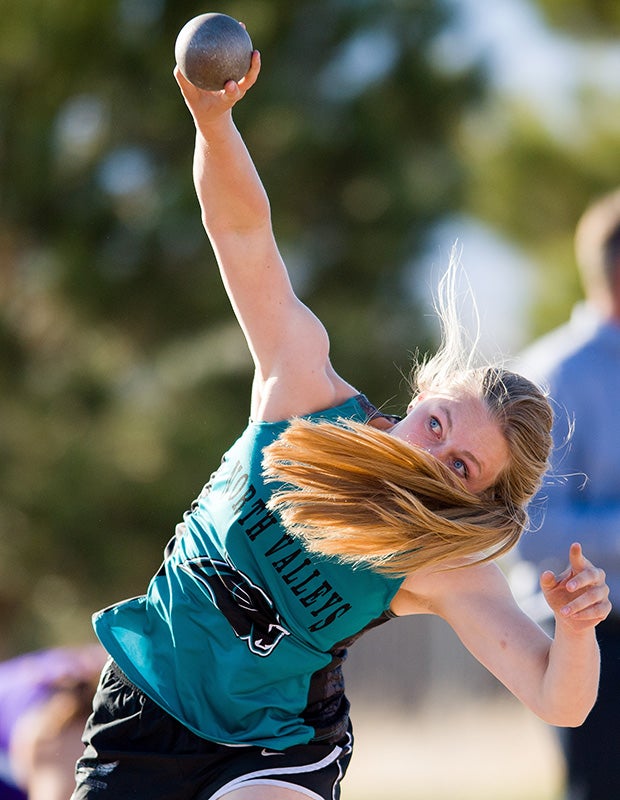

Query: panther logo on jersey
[179,557,290,656]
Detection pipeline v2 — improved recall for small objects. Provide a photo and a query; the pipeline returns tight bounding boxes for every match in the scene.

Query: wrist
[553,614,599,642]
[195,110,235,142]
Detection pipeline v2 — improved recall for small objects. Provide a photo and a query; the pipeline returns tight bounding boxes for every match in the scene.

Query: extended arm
[175,55,355,421]
[394,543,610,725]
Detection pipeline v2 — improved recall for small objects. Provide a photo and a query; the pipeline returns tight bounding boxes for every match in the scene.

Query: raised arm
[174,54,355,421]
[394,543,610,726]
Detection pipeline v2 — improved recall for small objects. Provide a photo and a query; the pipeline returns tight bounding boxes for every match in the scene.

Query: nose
[425,444,446,465]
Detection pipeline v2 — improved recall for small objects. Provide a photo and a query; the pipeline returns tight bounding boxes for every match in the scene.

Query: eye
[452,458,468,478]
[429,416,441,436]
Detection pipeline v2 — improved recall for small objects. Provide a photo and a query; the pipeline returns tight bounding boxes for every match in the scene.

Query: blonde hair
[263,253,553,575]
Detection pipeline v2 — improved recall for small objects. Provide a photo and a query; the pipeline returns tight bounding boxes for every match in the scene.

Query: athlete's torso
[94,395,403,748]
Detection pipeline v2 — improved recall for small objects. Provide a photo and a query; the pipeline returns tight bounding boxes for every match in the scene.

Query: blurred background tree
[1,0,619,658]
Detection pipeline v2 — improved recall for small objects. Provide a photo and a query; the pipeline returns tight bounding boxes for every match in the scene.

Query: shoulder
[391,560,508,617]
[253,385,399,426]
[250,348,367,423]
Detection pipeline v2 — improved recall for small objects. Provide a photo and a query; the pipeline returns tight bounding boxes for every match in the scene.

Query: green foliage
[461,92,620,336]
[536,0,620,35]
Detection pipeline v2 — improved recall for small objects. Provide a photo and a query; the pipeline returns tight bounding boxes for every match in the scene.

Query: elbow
[547,712,591,728]
[537,700,595,728]
[563,702,596,728]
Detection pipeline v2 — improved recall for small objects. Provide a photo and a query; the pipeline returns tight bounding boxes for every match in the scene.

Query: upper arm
[189,103,354,419]
[396,562,552,709]
[213,228,312,365]
[213,228,353,420]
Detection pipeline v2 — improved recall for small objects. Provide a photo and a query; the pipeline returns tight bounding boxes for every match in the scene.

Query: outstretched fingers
[541,542,611,629]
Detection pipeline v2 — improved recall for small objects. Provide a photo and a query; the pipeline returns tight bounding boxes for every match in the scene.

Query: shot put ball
[175,13,253,91]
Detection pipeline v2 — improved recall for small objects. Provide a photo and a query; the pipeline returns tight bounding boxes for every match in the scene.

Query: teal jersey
[94,395,403,749]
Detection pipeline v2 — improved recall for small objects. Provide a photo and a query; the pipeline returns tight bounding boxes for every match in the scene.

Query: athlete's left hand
[540,542,611,632]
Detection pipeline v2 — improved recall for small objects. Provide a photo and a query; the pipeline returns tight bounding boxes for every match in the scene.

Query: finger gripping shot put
[70,18,612,800]
[174,13,253,91]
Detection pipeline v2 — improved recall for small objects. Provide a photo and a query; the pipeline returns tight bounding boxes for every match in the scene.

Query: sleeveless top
[93,394,404,749]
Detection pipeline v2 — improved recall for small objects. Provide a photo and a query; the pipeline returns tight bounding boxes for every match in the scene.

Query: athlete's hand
[540,542,611,633]
[174,49,261,131]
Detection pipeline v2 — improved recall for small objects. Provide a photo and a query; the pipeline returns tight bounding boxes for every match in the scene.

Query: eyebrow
[441,405,482,478]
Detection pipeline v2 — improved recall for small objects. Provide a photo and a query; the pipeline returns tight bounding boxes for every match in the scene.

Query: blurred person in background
[0,645,105,800]
[517,188,620,800]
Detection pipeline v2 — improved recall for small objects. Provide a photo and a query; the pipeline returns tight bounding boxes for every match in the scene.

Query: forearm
[193,113,271,238]
[538,624,600,726]
[433,558,608,729]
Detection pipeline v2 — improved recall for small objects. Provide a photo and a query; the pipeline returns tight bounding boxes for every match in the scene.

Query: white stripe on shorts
[208,738,348,800]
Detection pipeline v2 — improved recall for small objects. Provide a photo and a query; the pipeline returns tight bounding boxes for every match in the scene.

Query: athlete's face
[388,392,510,494]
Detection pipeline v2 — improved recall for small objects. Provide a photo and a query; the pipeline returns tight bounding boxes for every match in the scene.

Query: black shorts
[71,659,354,800]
